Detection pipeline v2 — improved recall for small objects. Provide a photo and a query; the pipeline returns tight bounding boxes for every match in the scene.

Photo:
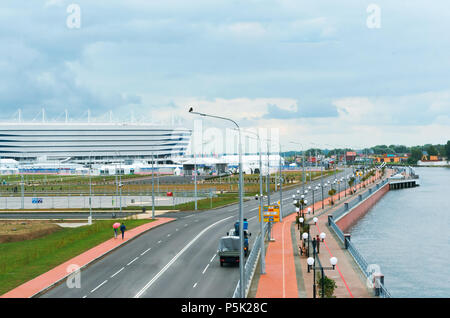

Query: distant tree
[392,145,409,154]
[408,147,422,164]
[425,144,438,156]
[446,141,450,160]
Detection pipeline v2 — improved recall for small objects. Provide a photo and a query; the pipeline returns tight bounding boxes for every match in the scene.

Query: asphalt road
[40,168,352,298]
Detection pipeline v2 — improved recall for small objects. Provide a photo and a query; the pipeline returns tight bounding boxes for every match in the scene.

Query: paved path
[1,217,175,298]
[256,171,385,298]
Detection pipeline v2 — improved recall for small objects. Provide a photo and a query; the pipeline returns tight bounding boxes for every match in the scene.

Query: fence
[232,222,269,298]
[328,179,392,298]
[0,192,209,210]
[232,199,300,298]
[331,178,389,221]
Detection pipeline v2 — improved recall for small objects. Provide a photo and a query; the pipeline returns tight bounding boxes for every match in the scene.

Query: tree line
[282,141,450,164]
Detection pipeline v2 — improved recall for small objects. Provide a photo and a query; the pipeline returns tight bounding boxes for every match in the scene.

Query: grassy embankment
[0,218,154,296]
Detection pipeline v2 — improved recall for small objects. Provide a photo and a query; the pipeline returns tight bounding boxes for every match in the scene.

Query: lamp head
[188,107,193,112]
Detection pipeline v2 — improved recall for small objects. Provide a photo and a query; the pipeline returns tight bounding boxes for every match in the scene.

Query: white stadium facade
[0,123,191,165]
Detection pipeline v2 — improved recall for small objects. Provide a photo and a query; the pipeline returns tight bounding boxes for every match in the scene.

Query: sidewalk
[255,171,385,298]
[1,217,175,298]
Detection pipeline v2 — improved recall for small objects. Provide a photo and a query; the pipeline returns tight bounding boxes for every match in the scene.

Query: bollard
[369,188,372,194]
[344,233,351,249]
[328,215,333,226]
[344,202,349,211]
[358,194,362,202]
[373,273,384,296]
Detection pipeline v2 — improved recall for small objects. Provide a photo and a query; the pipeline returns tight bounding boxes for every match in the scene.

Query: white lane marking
[82,295,87,298]
[202,264,210,274]
[184,215,193,219]
[141,248,151,256]
[176,228,179,231]
[127,257,139,266]
[167,234,171,237]
[193,282,198,288]
[91,280,108,293]
[210,254,216,263]
[250,206,259,211]
[110,267,125,278]
[184,224,188,227]
[248,216,257,221]
[158,240,162,244]
[134,215,234,298]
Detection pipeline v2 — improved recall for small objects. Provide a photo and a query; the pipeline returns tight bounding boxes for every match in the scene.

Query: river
[349,167,450,298]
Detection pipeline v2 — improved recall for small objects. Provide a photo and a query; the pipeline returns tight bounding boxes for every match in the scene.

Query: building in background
[0,123,191,165]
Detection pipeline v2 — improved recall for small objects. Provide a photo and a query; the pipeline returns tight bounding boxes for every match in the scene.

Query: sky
[0,0,449,151]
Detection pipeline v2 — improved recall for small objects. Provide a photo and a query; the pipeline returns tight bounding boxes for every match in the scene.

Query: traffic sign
[259,204,280,223]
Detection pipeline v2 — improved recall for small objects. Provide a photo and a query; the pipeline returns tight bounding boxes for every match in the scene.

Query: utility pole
[152,153,155,219]
[279,143,283,222]
[266,139,270,205]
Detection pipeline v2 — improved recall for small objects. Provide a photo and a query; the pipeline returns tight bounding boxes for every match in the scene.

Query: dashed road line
[141,248,151,256]
[193,282,198,288]
[127,257,139,266]
[110,267,125,278]
[202,264,210,274]
[134,215,234,298]
[210,254,216,263]
[91,280,108,293]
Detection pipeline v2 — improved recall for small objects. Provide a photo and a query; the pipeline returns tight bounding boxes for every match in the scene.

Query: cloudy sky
[1,0,449,151]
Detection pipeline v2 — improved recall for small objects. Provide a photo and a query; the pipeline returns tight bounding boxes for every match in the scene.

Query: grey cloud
[263,101,338,119]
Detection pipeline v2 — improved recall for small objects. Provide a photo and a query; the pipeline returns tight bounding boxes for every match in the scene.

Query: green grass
[0,218,154,295]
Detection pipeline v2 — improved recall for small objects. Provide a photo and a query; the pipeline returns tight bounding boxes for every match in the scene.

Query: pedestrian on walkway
[312,237,317,255]
[316,235,320,254]
[113,227,118,239]
[120,223,126,240]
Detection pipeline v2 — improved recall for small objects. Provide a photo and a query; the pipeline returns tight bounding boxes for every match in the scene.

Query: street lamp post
[307,255,338,298]
[152,152,155,219]
[239,129,266,274]
[188,108,245,298]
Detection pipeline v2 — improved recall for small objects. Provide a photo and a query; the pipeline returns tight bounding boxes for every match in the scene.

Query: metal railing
[232,223,268,298]
[331,178,389,221]
[327,181,392,298]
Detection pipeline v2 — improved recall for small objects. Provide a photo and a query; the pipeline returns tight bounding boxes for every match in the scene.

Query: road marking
[158,240,162,244]
[184,224,188,227]
[176,228,179,231]
[210,254,216,263]
[141,248,151,256]
[91,280,108,293]
[250,206,259,211]
[82,295,87,298]
[202,264,210,274]
[184,215,193,219]
[167,234,171,237]
[248,216,257,221]
[134,215,234,298]
[193,282,198,288]
[110,267,125,278]
[127,257,139,266]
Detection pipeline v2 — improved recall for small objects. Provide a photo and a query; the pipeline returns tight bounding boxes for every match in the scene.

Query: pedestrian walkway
[255,171,385,298]
[1,217,175,298]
